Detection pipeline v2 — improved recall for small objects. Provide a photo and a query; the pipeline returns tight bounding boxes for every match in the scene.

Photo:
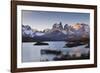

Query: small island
[64,42,85,48]
[34,42,49,45]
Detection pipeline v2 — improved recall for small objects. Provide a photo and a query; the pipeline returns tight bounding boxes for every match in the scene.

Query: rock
[64,24,69,31]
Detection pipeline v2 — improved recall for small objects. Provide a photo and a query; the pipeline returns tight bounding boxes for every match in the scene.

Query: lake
[22,41,89,62]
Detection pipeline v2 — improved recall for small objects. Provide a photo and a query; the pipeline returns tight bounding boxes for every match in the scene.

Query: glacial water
[22,41,89,62]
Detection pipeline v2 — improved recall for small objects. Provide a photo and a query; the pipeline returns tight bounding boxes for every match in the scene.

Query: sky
[22,10,90,31]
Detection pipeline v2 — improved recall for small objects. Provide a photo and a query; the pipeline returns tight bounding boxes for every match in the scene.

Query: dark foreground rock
[53,53,90,61]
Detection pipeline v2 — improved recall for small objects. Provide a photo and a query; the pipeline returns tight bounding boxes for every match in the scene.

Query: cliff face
[52,22,63,31]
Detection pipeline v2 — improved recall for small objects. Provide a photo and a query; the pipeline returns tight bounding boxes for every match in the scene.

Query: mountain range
[22,22,90,42]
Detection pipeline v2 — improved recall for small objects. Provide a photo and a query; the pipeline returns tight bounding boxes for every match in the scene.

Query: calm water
[22,42,89,62]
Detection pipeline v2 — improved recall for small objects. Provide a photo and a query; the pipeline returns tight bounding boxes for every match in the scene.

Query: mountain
[67,23,90,41]
[22,22,90,42]
[52,22,63,31]
[43,30,66,41]
[43,29,51,33]
[22,25,35,38]
[22,25,46,42]
[64,24,69,31]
